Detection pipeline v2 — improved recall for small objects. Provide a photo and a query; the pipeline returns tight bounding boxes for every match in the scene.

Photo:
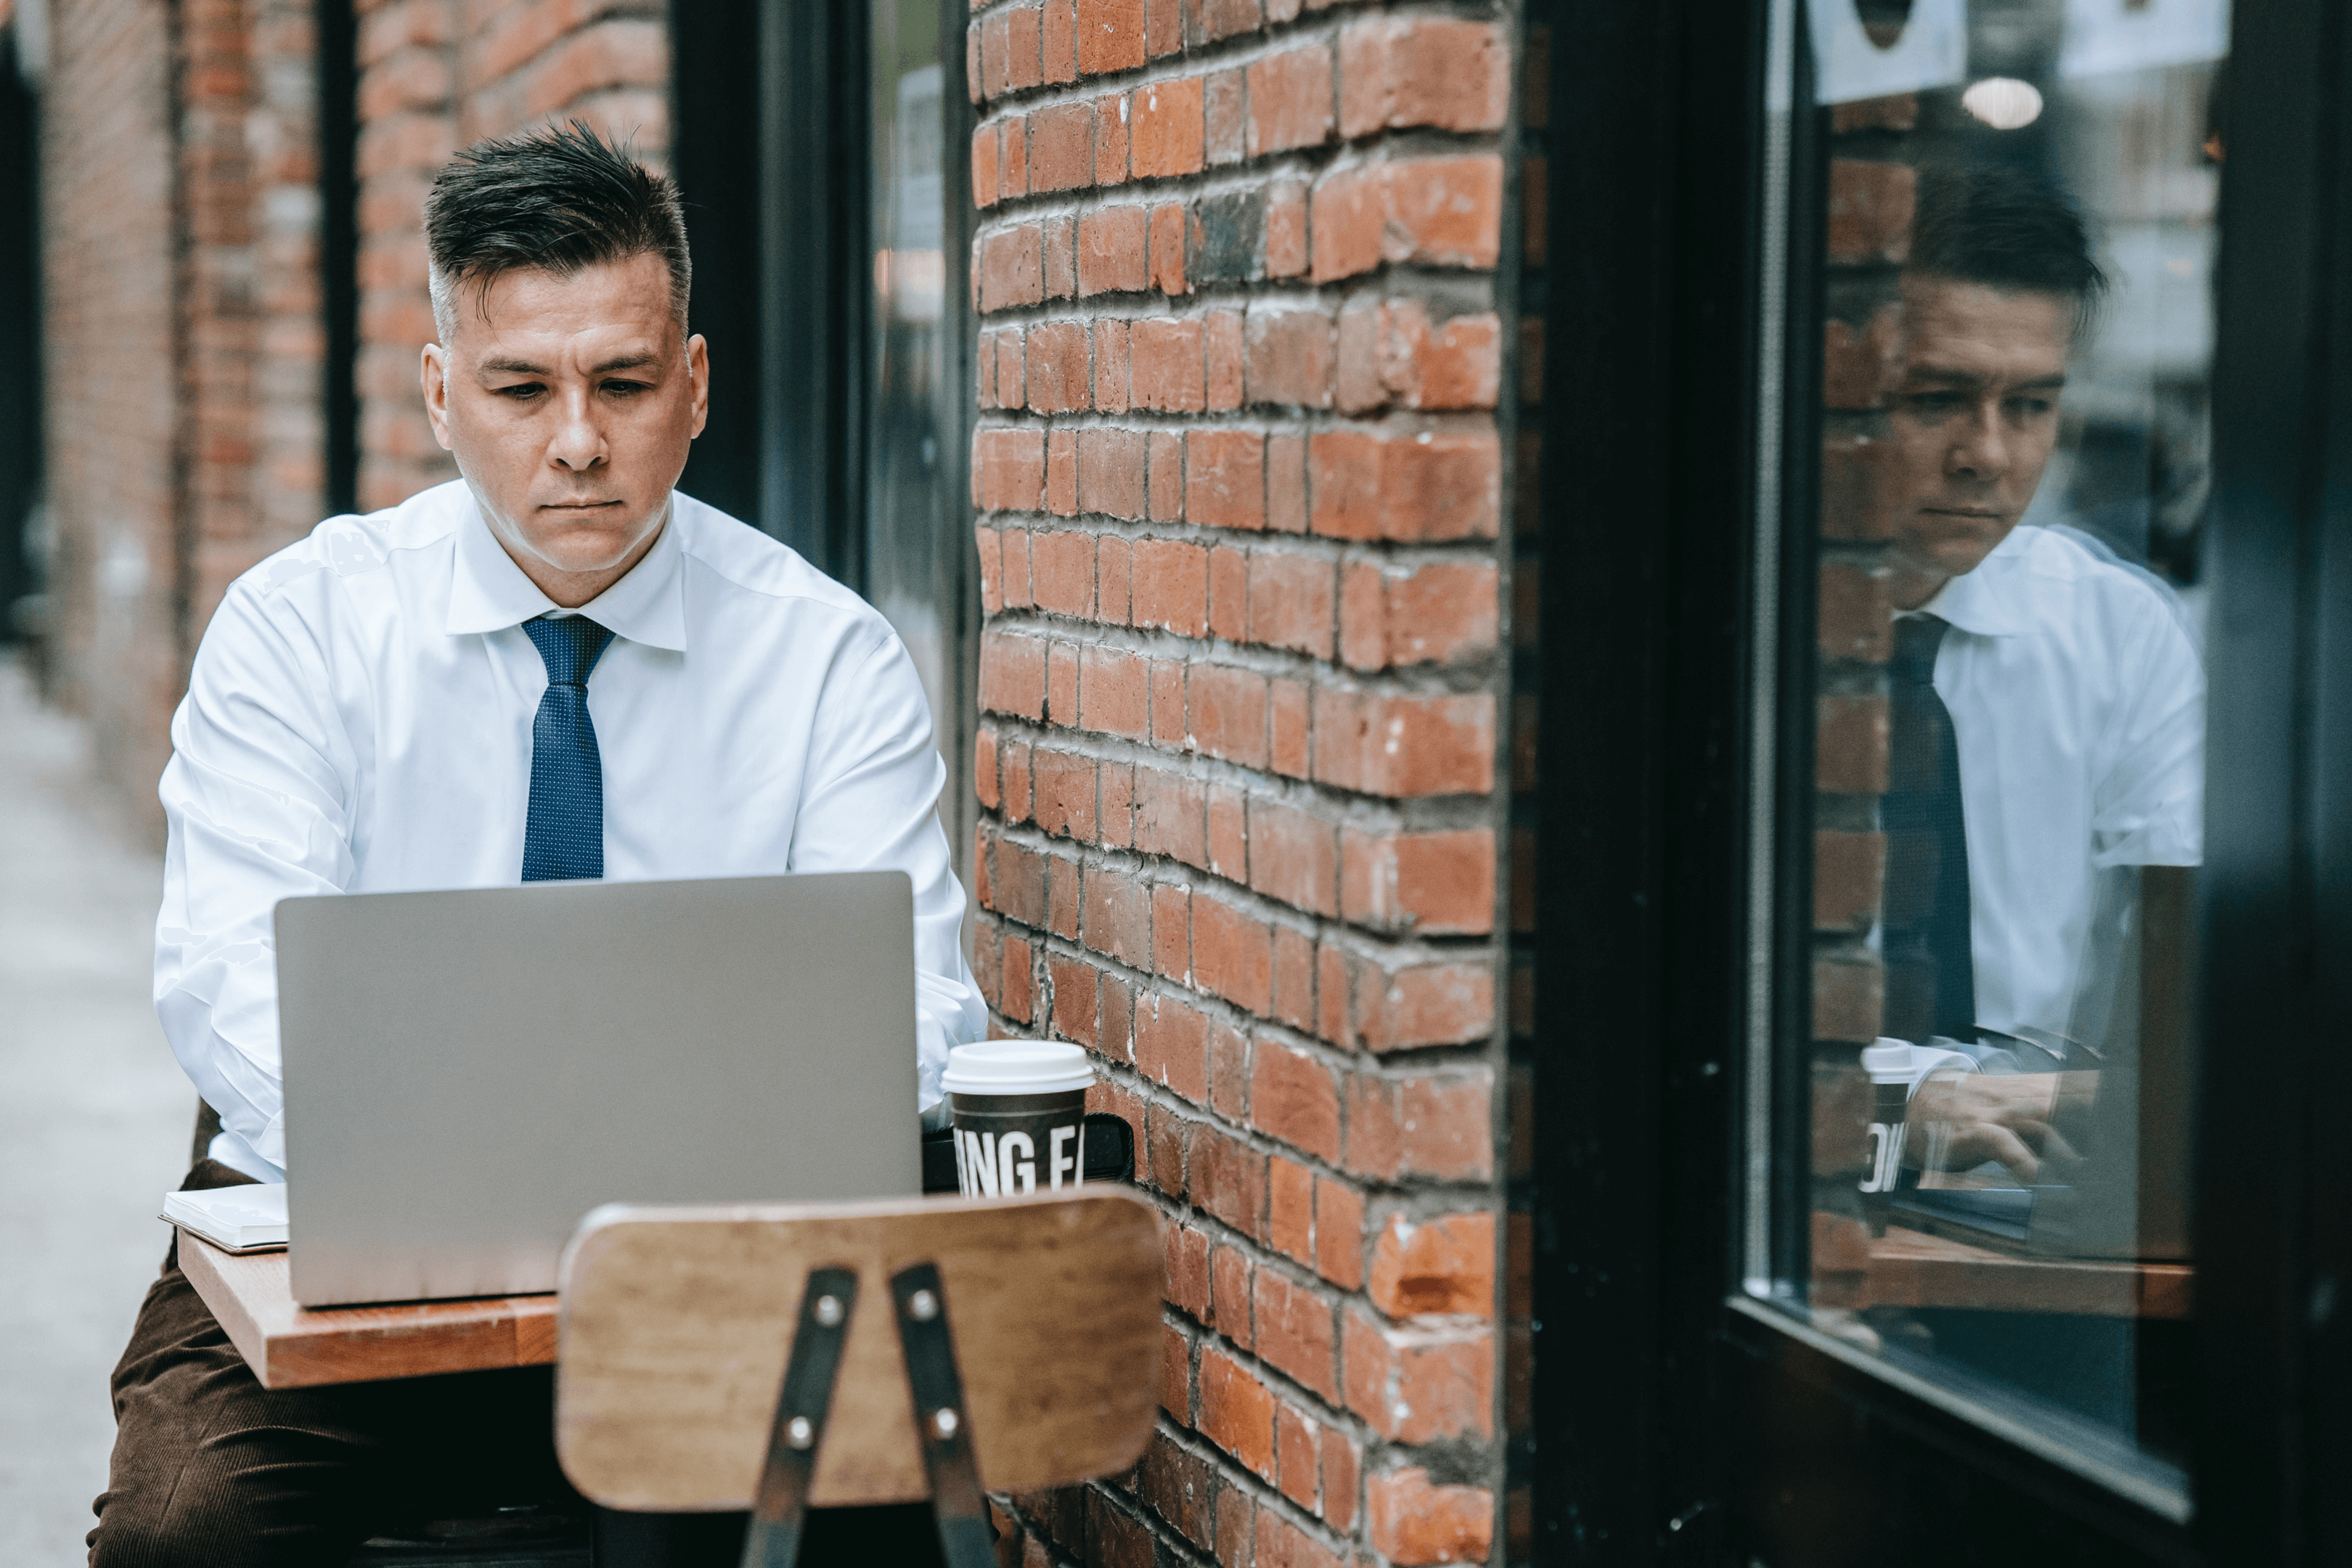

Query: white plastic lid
[1861,1038,1916,1082]
[941,1040,1095,1096]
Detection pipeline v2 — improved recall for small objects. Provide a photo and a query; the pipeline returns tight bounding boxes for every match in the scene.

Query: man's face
[1885,274,2070,608]
[422,253,708,605]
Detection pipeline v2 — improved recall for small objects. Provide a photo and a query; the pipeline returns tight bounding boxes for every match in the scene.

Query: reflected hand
[1906,1072,2078,1184]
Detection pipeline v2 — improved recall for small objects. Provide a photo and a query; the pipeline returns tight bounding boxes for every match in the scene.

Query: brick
[1005,4,1044,89]
[1828,158,1915,265]
[1266,178,1309,279]
[1207,784,1248,881]
[978,426,1049,513]
[1186,430,1265,531]
[973,920,1002,1008]
[1319,1426,1359,1531]
[1270,925,1316,1033]
[1130,536,1210,636]
[1150,658,1189,748]
[1032,748,1099,840]
[1147,1101,1193,1197]
[973,124,1002,210]
[1043,216,1077,299]
[1209,547,1249,642]
[1145,0,1182,57]
[977,526,1005,612]
[1816,830,1885,932]
[1821,561,1893,662]
[1048,854,1082,939]
[1248,42,1335,155]
[1132,75,1206,179]
[1032,529,1097,618]
[1215,1484,1257,1567]
[1269,1156,1314,1265]
[1003,528,1034,606]
[1077,427,1148,520]
[1188,1119,1268,1239]
[1343,300,1501,412]
[980,632,1048,719]
[1095,90,1132,183]
[1079,645,1150,739]
[1342,1309,1493,1443]
[1368,1212,1495,1319]
[1148,430,1185,520]
[1000,117,1029,201]
[1190,665,1270,768]
[1030,103,1093,195]
[997,332,1026,411]
[1095,319,1133,413]
[1079,206,1150,296]
[1077,0,1146,75]
[975,725,1002,811]
[1246,796,1338,916]
[1253,1269,1338,1400]
[1164,1221,1210,1316]
[981,224,1045,311]
[1100,963,1137,1055]
[1043,0,1079,82]
[1308,429,1500,542]
[1344,1069,1493,1181]
[1314,1177,1365,1289]
[1194,0,1263,43]
[1149,201,1188,295]
[1245,309,1334,410]
[1047,430,1079,516]
[1275,1404,1318,1510]
[1365,1467,1495,1567]
[1206,312,1244,411]
[1341,828,1494,935]
[1131,318,1206,412]
[1312,157,1504,282]
[1190,194,1264,287]
[1270,679,1309,780]
[1211,1243,1254,1347]
[1136,991,1212,1103]
[1816,955,1884,1044]
[1824,306,1900,409]
[1249,1040,1340,1162]
[1339,18,1510,136]
[1140,1432,1216,1549]
[1244,551,1335,660]
[1000,740,1035,825]
[1822,429,1898,539]
[1098,537,1133,625]
[1197,1347,1276,1480]
[1307,164,1383,285]
[1817,694,1889,794]
[1134,765,1208,867]
[1153,883,1192,980]
[1267,434,1307,533]
[1086,1491,1154,1568]
[1256,1511,1344,1568]
[1210,1018,1251,1119]
[1192,887,1273,1015]
[1206,67,1246,166]
[1085,865,1152,971]
[1049,953,1101,1046]
[1310,690,1495,799]
[1002,934,1037,1022]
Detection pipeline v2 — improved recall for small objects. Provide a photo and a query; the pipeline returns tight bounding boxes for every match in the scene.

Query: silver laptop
[276,872,920,1307]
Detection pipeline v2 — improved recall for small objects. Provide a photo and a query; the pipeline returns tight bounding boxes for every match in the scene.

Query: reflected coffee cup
[942,1041,1095,1198]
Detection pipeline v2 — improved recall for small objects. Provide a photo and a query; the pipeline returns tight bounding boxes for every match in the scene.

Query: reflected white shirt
[156,480,985,1181]
[1914,524,2203,1042]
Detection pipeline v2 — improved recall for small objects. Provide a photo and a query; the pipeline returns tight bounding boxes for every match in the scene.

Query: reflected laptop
[277,872,920,1307]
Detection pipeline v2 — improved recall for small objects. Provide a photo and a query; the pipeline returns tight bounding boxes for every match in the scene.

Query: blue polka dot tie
[520,614,618,883]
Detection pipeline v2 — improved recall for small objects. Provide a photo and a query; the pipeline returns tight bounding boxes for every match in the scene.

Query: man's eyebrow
[478,356,551,377]
[1900,364,2067,391]
[473,352,662,377]
[590,352,660,375]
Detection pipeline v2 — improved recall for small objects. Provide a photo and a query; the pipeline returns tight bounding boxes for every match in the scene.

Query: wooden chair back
[553,1189,1161,1514]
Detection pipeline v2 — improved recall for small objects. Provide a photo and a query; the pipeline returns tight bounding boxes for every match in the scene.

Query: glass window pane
[1762,0,2225,1499]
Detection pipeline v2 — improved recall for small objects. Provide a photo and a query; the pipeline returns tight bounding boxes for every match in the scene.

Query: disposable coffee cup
[1857,1038,1915,1233]
[942,1042,1095,1199]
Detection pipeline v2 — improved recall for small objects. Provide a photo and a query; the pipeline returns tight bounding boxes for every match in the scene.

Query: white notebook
[163,1183,288,1254]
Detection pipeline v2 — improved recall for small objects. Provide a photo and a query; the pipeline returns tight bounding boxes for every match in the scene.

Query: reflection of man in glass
[1879,166,2203,1177]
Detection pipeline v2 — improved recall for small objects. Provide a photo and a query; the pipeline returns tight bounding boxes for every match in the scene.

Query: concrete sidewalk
[0,653,192,1565]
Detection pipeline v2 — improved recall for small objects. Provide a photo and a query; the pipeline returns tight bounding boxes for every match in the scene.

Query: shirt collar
[1907,523,2034,637]
[444,491,689,652]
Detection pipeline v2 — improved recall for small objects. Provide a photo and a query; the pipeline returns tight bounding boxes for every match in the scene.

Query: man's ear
[421,342,454,452]
[687,333,710,441]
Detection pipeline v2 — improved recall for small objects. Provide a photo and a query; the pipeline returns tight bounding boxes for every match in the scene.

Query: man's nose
[548,391,606,471]
[1946,399,2009,480]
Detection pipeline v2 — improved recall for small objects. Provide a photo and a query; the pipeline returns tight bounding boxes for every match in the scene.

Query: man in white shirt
[1875,164,2202,1180]
[92,125,981,1564]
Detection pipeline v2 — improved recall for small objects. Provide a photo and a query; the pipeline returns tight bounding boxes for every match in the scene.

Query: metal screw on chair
[931,1407,960,1440]
[785,1416,815,1450]
[813,1294,844,1328]
[909,1289,939,1321]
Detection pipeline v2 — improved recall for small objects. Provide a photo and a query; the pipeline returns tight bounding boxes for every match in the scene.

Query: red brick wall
[962,1,1526,1560]
[354,0,670,512]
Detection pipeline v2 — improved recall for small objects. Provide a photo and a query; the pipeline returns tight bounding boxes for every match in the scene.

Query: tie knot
[1892,613,1949,686]
[523,614,617,687]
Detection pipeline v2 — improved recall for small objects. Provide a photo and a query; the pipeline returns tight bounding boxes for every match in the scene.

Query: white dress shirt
[1913,523,2204,1045]
[156,479,984,1181]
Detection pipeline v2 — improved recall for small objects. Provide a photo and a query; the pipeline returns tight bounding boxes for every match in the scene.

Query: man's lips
[538,500,624,512]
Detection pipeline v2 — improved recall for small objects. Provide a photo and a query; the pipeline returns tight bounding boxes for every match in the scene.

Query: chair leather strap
[740,1266,859,1568]
[889,1262,996,1568]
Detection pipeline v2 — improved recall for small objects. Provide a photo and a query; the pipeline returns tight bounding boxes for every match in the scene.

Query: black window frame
[1527,1,2352,1563]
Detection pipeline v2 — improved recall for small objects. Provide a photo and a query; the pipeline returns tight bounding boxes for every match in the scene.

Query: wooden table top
[1812,1213,2193,1319]
[176,1228,558,1389]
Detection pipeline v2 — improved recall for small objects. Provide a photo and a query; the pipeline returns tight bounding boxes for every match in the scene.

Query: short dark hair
[1907,162,2108,332]
[422,121,690,340]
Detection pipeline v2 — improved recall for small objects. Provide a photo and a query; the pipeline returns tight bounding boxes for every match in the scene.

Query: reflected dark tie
[1882,613,1976,1042]
[520,615,618,883]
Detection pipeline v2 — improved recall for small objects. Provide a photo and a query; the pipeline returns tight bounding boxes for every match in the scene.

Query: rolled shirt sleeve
[787,624,988,1110]
[156,582,354,1180]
